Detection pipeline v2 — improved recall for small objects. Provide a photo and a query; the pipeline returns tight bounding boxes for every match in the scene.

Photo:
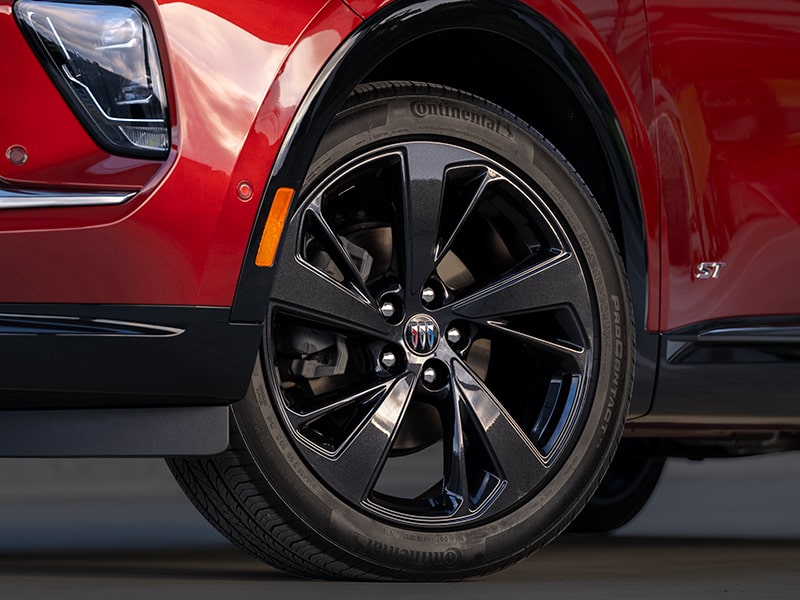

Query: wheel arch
[232,0,659,416]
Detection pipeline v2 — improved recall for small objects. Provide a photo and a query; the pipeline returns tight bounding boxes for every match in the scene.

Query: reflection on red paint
[649,0,800,329]
[2,0,798,334]
[0,0,356,306]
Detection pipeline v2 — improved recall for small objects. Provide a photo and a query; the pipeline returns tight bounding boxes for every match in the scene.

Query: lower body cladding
[632,319,800,432]
[0,406,229,457]
[0,304,259,456]
[2,305,799,457]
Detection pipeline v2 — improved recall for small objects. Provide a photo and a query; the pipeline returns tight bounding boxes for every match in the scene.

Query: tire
[169,81,635,580]
[568,440,666,533]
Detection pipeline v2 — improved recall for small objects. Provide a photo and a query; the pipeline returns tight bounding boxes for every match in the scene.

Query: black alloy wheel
[267,139,595,527]
[169,82,634,580]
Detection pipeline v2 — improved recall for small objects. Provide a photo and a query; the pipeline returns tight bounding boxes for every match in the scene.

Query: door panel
[648,0,800,330]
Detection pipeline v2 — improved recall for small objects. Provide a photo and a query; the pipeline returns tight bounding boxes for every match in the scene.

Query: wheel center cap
[404,314,440,355]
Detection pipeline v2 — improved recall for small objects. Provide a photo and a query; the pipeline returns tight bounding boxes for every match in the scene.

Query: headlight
[15,1,170,158]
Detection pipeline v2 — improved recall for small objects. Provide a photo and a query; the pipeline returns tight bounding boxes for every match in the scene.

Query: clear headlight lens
[15,1,170,158]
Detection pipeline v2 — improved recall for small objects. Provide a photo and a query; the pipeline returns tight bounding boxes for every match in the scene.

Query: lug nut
[422,367,437,384]
[446,328,462,344]
[421,287,436,304]
[380,302,396,318]
[380,352,397,369]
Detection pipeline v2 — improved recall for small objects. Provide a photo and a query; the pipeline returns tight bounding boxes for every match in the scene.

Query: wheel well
[365,29,624,256]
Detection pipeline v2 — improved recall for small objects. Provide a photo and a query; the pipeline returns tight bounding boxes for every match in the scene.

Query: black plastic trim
[229,0,656,417]
[0,305,261,408]
[0,406,228,456]
[663,316,800,365]
[636,317,800,427]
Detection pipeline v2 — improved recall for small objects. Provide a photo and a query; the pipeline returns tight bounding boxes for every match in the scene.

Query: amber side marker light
[256,187,295,267]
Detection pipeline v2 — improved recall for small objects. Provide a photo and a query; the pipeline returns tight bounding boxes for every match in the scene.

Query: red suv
[1,0,798,580]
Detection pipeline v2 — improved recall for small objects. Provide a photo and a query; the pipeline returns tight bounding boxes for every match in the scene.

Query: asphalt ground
[0,452,797,598]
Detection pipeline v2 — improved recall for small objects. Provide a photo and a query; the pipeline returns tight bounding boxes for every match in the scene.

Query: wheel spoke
[303,373,415,505]
[441,396,470,516]
[305,206,373,301]
[483,319,587,365]
[271,251,389,336]
[451,360,548,509]
[401,143,480,294]
[284,380,390,429]
[435,168,502,262]
[451,252,592,332]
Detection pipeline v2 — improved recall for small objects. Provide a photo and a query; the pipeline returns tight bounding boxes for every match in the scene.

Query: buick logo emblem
[404,314,439,355]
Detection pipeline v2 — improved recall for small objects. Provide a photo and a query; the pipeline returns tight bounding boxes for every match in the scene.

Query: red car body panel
[1,0,664,322]
[0,0,359,306]
[2,0,799,327]
[647,0,800,330]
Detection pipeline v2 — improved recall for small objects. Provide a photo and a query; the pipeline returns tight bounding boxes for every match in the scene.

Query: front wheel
[170,82,634,580]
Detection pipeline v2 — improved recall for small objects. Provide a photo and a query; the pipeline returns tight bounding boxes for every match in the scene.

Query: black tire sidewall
[234,84,634,578]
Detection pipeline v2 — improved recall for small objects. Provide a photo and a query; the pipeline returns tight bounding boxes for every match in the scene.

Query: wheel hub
[403,313,440,356]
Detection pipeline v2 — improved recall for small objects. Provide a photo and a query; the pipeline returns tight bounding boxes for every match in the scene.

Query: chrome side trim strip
[665,322,800,363]
[0,313,184,337]
[698,326,800,344]
[0,188,135,209]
